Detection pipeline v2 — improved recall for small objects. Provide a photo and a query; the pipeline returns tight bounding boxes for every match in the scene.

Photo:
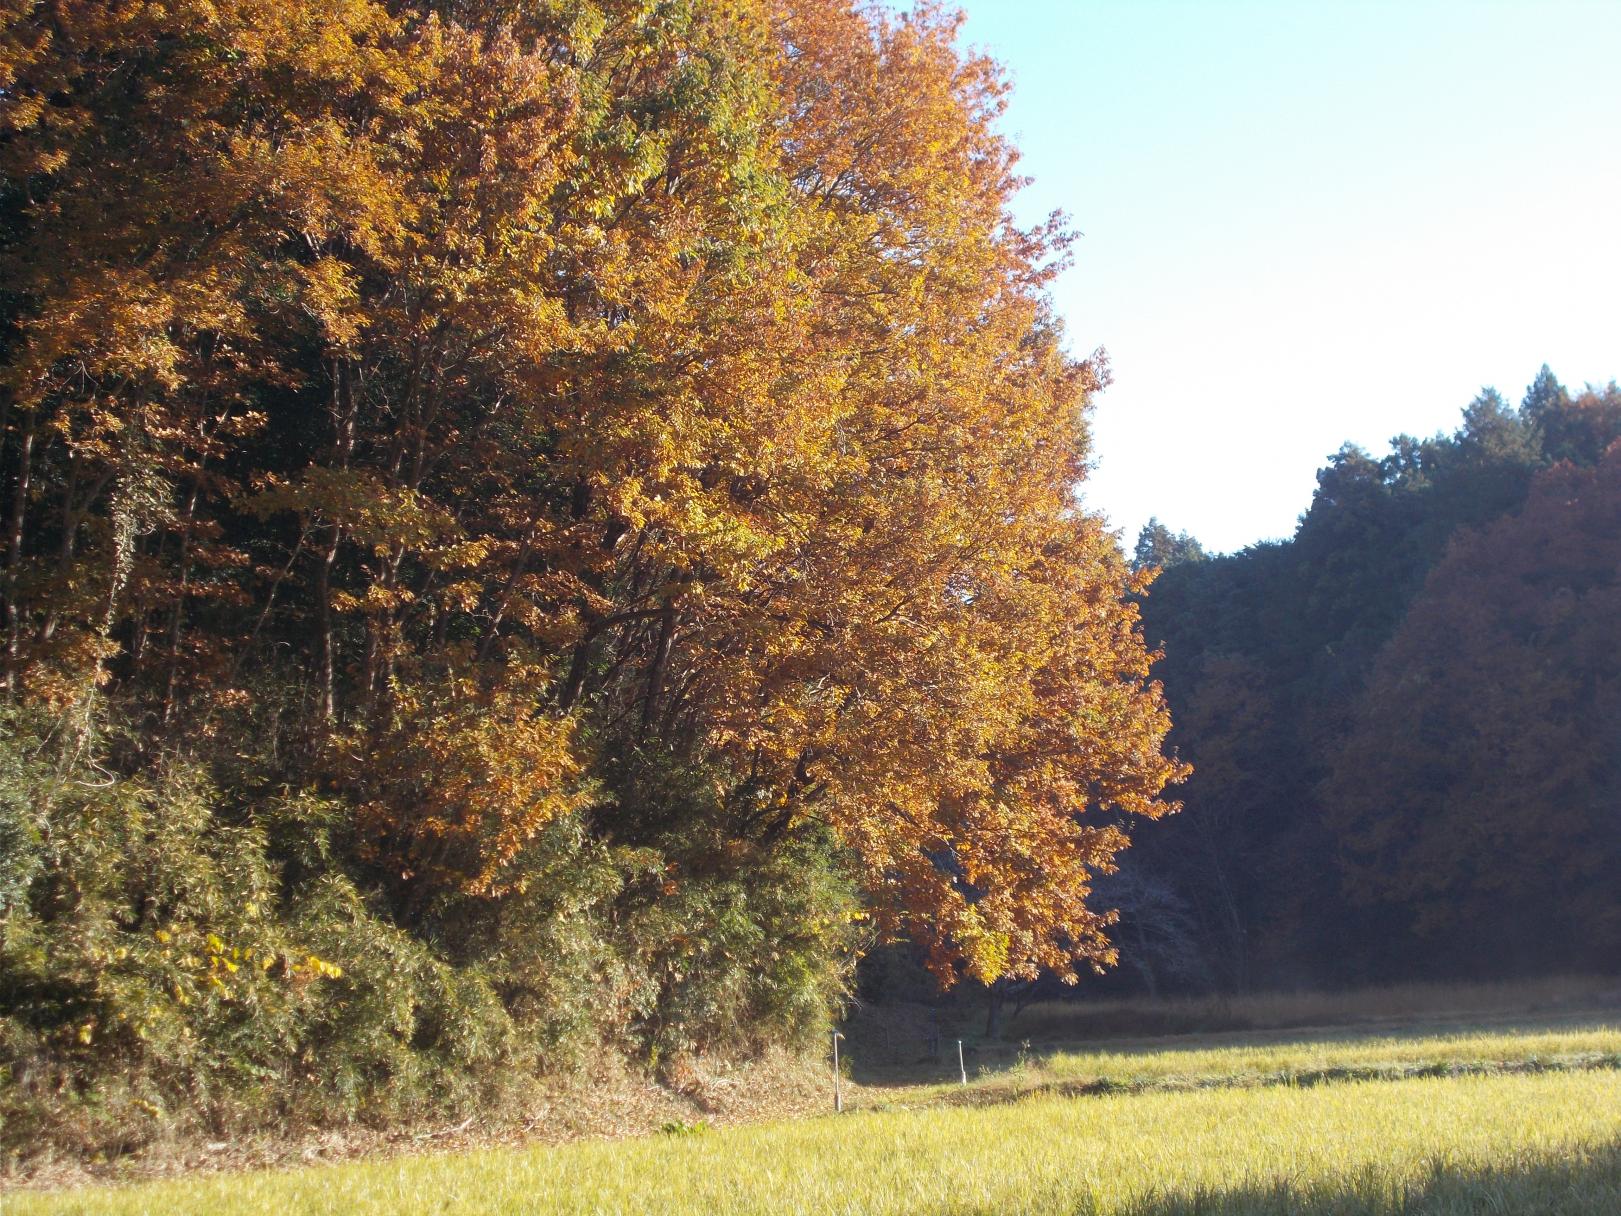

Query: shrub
[0,712,860,1167]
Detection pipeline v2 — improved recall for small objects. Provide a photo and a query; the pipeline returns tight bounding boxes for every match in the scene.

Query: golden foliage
[349,664,593,899]
[0,0,1184,982]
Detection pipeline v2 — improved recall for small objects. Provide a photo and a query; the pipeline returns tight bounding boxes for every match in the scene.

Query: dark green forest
[1117,366,1621,994]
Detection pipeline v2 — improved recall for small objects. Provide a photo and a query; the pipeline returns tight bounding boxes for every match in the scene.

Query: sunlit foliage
[0,0,1179,981]
[0,0,1181,1157]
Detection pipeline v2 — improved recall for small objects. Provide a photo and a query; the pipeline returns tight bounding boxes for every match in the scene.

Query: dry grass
[15,1070,1621,1214]
[3,1047,867,1193]
[12,977,1621,1212]
[887,1020,1621,1109]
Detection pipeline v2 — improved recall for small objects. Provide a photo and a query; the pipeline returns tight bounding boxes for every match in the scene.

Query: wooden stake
[832,1031,845,1113]
[958,1039,967,1085]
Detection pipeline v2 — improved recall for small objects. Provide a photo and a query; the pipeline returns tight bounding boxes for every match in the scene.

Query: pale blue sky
[951,1,1621,553]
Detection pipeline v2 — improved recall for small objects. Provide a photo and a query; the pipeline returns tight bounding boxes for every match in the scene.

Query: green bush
[0,714,862,1168]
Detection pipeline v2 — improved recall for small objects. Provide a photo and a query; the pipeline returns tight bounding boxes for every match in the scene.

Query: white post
[832,1031,845,1113]
[957,1039,967,1086]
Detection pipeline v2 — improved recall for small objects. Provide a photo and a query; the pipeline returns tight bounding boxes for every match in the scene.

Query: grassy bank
[17,1069,1621,1215]
[889,1019,1621,1108]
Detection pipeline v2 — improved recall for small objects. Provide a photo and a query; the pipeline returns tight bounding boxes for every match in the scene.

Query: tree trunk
[5,413,35,699]
[317,525,341,723]
[639,602,677,737]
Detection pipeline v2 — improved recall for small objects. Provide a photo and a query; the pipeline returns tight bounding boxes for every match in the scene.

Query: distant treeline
[1120,367,1621,993]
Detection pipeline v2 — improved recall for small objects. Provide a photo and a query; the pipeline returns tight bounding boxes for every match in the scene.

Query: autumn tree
[0,0,1184,1054]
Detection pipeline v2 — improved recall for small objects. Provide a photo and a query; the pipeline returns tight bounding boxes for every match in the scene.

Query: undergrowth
[0,710,862,1172]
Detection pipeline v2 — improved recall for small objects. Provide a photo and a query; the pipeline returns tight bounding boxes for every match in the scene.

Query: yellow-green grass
[892,1020,1621,1106]
[16,1070,1621,1214]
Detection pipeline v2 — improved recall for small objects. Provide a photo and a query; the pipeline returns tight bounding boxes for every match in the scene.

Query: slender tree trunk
[223,526,308,693]
[70,469,144,752]
[5,413,36,699]
[161,468,207,723]
[640,602,677,736]
[559,635,594,711]
[38,466,112,650]
[317,359,359,725]
[317,524,341,723]
[476,522,541,665]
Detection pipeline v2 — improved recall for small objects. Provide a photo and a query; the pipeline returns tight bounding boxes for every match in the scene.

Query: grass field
[896,1019,1621,1107]
[15,996,1621,1215]
[13,1071,1621,1215]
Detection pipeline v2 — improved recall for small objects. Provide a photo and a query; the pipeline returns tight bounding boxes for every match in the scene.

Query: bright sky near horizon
[951,1,1621,554]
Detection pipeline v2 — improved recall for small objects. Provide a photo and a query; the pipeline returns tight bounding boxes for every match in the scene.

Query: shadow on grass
[1111,1141,1621,1216]
[843,1015,1621,1091]
[902,1054,1621,1115]
[1016,1013,1618,1061]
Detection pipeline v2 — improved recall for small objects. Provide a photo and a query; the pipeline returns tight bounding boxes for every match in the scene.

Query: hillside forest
[1120,367,1621,996]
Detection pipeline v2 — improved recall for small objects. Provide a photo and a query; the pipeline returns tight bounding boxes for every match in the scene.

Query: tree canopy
[1126,369,1621,989]
[0,0,1181,1031]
